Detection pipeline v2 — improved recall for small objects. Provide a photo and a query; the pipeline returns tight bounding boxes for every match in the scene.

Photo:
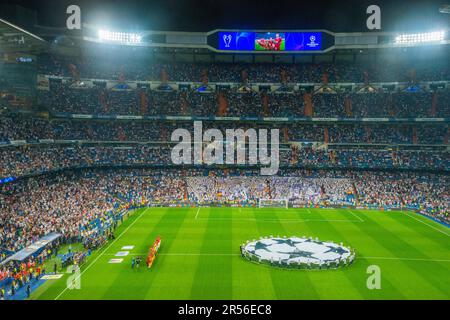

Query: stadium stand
[0,23,449,300]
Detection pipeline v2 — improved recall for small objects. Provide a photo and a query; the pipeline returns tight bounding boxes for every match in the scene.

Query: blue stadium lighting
[98,29,142,44]
[395,31,445,44]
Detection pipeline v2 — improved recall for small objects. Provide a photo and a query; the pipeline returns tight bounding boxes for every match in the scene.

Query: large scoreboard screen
[217,31,325,51]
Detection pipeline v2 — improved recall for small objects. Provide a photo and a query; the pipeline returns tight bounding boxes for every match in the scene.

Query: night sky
[2,0,449,32]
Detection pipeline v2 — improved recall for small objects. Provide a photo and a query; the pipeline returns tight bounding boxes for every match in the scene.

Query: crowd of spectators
[0,144,448,179]
[0,254,46,299]
[0,173,121,254]
[1,115,448,145]
[354,172,449,222]
[269,177,354,206]
[37,54,450,83]
[37,84,450,118]
[0,145,169,178]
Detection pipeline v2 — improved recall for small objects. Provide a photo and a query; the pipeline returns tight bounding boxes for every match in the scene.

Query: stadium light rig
[394,31,445,44]
[98,29,142,44]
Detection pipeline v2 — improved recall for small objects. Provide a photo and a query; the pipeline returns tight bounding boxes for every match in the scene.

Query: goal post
[259,198,289,209]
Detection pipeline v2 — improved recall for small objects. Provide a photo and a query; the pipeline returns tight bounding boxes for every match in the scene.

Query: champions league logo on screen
[219,32,255,50]
[306,35,320,48]
[222,34,232,48]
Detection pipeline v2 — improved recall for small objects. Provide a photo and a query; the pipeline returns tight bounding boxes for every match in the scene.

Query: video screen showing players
[255,32,285,51]
[217,31,323,51]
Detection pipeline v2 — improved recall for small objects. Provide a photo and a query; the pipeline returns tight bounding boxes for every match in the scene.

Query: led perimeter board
[208,30,334,52]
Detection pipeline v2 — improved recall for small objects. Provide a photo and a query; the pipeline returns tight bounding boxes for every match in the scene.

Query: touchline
[170,121,280,175]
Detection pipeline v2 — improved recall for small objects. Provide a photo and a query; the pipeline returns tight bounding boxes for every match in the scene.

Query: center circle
[241,236,356,270]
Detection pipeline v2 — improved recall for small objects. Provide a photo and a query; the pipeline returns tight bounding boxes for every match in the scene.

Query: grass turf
[31,207,450,300]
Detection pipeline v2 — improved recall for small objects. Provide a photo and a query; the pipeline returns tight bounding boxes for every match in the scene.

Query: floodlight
[394,31,445,44]
[98,29,142,44]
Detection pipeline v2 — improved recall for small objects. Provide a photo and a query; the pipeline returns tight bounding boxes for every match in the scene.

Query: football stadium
[0,0,449,306]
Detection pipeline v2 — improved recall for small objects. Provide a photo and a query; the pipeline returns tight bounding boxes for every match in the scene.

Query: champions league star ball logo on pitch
[241,236,356,269]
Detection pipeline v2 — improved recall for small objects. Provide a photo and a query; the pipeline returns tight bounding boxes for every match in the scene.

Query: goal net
[259,198,289,209]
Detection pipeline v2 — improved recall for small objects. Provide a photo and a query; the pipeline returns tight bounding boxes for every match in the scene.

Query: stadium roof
[5,0,449,33]
[0,17,47,53]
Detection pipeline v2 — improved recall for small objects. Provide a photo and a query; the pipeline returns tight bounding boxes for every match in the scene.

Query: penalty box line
[195,217,361,223]
[193,208,363,223]
[54,208,148,300]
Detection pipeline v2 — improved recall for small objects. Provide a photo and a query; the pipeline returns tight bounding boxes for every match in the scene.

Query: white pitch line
[347,209,364,222]
[161,253,240,256]
[103,253,241,256]
[195,217,359,223]
[404,212,450,237]
[106,253,450,261]
[358,256,450,263]
[195,207,201,219]
[309,219,361,223]
[54,208,148,300]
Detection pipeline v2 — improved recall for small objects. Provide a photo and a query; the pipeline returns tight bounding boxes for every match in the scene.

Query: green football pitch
[32,207,450,300]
